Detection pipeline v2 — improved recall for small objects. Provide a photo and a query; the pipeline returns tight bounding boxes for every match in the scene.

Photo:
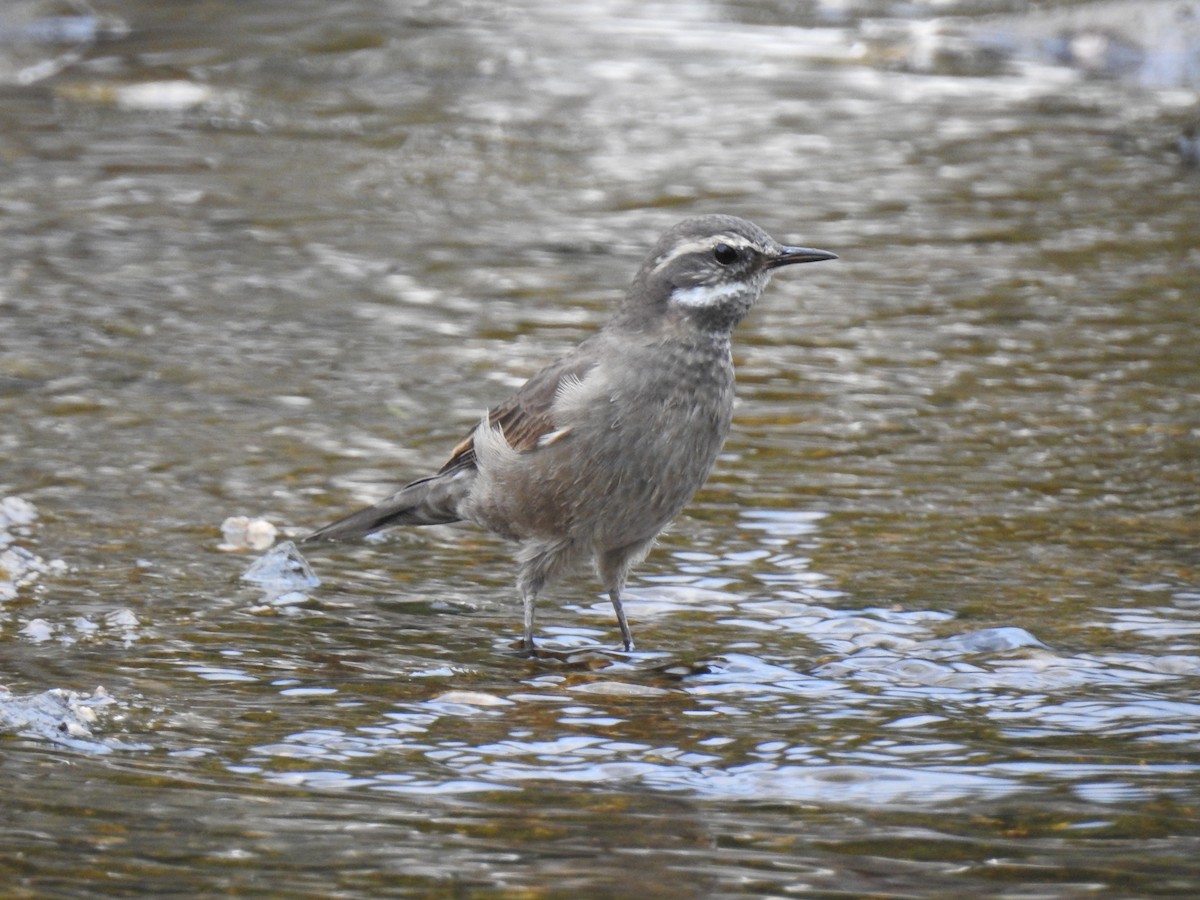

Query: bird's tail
[303,469,473,543]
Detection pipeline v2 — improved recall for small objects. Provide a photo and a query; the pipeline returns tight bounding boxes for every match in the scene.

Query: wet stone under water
[1,0,1199,896]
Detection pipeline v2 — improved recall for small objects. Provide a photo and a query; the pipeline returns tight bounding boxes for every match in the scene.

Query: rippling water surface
[2,0,1198,895]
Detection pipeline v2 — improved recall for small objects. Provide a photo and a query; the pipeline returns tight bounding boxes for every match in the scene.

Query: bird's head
[627,214,836,331]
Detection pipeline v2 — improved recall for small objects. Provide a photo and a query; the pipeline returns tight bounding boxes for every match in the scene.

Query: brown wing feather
[437,354,596,475]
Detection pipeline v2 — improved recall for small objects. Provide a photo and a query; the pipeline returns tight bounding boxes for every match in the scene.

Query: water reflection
[188,508,1200,819]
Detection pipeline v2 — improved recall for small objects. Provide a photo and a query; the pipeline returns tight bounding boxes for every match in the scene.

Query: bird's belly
[466,347,734,550]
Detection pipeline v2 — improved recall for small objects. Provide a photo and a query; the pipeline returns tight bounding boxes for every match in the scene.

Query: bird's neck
[599,308,734,387]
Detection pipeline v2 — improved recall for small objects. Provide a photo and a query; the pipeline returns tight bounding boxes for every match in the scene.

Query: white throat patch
[670,280,748,309]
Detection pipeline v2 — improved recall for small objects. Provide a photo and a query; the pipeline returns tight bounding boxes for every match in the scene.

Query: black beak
[768,245,838,268]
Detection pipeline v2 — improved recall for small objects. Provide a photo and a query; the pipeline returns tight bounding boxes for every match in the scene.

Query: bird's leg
[598,543,648,652]
[521,588,537,654]
[609,589,634,652]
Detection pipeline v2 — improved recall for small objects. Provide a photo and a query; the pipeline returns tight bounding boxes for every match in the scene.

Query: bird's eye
[713,243,738,266]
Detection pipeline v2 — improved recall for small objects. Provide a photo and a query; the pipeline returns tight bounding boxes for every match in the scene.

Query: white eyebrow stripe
[650,234,759,275]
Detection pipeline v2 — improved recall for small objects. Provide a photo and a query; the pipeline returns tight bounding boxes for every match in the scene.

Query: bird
[304,215,837,652]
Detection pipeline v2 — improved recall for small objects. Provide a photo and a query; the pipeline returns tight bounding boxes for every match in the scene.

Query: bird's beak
[768,245,838,268]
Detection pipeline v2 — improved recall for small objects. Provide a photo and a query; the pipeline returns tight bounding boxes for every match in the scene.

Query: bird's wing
[437,352,598,475]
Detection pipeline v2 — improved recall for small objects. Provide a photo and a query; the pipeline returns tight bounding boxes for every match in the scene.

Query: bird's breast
[464,331,736,547]
[561,333,735,539]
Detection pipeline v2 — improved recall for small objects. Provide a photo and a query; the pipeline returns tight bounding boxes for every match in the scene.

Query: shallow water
[2,0,1199,896]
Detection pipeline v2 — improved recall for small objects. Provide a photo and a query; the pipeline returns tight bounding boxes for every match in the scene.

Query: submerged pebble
[219,516,280,552]
[240,541,320,590]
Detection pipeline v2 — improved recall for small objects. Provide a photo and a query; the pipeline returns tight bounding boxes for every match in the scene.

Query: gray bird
[305,215,836,652]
